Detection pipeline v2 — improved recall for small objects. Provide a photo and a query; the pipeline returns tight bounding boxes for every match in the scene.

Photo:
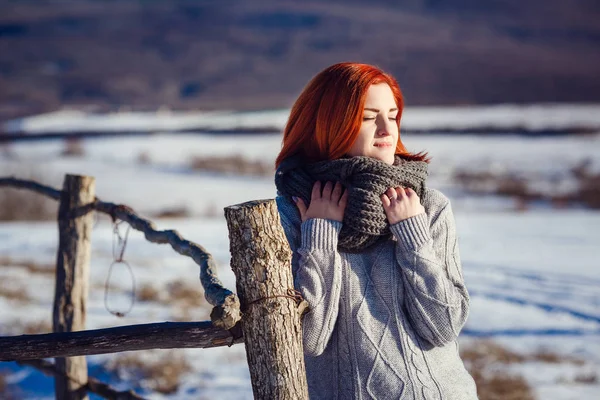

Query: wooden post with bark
[53,174,95,400]
[225,199,308,400]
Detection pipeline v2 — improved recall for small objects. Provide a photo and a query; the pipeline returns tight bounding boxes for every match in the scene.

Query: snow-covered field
[1,107,600,399]
[4,103,600,134]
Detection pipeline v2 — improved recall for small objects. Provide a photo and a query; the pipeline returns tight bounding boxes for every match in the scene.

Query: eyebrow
[364,107,398,113]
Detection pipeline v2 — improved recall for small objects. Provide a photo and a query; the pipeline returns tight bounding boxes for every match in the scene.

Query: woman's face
[348,83,399,165]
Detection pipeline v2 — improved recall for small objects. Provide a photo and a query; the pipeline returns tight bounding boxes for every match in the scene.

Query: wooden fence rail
[0,321,242,361]
[0,174,308,399]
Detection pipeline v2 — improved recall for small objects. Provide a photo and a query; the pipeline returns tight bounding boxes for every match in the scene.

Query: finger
[332,182,343,202]
[405,187,417,198]
[293,197,308,221]
[381,193,391,207]
[311,181,322,201]
[339,188,349,208]
[322,181,334,200]
[386,187,397,201]
[396,186,408,200]
[405,188,420,205]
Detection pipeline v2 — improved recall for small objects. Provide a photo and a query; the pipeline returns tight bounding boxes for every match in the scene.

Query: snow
[2,106,600,398]
[4,103,600,134]
[402,104,600,131]
[2,109,290,134]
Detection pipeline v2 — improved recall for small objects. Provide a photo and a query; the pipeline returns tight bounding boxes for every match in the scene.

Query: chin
[377,153,395,165]
[368,146,396,165]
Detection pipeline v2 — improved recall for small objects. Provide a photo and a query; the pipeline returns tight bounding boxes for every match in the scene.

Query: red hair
[276,62,428,167]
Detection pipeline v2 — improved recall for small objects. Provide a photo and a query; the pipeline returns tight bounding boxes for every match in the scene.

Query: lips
[373,142,393,148]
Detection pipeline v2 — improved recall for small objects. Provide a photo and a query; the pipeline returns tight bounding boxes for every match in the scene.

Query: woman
[274,63,478,399]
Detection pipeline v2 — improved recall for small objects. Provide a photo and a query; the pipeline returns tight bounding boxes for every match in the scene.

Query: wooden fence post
[225,199,308,400]
[53,174,95,400]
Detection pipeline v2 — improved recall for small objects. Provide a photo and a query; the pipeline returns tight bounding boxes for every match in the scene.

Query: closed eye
[363,114,397,121]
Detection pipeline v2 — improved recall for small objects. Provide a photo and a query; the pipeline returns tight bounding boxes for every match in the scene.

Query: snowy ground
[1,108,600,399]
[4,103,600,134]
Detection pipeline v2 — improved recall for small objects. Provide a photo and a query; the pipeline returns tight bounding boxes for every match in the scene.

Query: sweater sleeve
[390,195,470,347]
[276,197,344,356]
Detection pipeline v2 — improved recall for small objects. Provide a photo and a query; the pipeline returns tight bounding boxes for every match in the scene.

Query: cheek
[349,138,368,156]
[351,130,370,152]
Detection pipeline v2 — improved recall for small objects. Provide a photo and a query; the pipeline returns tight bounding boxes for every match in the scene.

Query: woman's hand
[381,187,425,224]
[294,181,348,222]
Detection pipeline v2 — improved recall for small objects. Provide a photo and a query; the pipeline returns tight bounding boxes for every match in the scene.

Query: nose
[376,118,393,136]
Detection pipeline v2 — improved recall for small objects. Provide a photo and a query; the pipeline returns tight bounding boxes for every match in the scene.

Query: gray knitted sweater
[276,188,478,400]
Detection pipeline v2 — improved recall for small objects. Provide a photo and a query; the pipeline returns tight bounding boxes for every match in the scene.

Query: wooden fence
[0,174,308,399]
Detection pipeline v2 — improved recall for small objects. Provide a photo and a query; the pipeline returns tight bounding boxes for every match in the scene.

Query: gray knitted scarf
[275,155,429,252]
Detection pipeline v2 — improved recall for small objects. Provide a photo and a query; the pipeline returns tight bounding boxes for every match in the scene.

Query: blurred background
[1,1,600,399]
[1,0,600,119]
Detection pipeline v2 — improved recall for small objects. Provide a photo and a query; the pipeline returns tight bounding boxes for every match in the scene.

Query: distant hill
[1,0,599,122]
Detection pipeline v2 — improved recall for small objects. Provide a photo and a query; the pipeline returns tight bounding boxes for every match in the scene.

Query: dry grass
[461,340,586,366]
[454,171,534,201]
[473,372,534,400]
[136,151,152,165]
[202,203,220,218]
[453,168,600,210]
[0,186,57,221]
[61,137,86,157]
[105,350,192,394]
[167,280,209,321]
[461,340,526,365]
[573,371,598,384]
[136,280,208,321]
[567,159,600,209]
[461,340,534,400]
[530,349,587,365]
[136,280,206,307]
[0,166,58,221]
[0,257,55,276]
[532,350,562,363]
[150,206,192,219]
[0,258,53,304]
[20,320,53,334]
[0,283,32,303]
[579,174,600,209]
[189,154,273,176]
[150,203,219,218]
[137,283,162,302]
[461,340,594,399]
[137,280,205,307]
[0,318,52,336]
[166,280,205,308]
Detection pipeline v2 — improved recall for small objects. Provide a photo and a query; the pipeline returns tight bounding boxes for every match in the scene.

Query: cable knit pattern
[276,188,478,400]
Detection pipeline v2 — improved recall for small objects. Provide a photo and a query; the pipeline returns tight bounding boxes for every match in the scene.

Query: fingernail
[292,196,298,202]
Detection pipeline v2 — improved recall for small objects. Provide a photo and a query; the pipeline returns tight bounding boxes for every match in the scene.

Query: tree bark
[0,321,242,361]
[53,174,95,400]
[225,199,308,400]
